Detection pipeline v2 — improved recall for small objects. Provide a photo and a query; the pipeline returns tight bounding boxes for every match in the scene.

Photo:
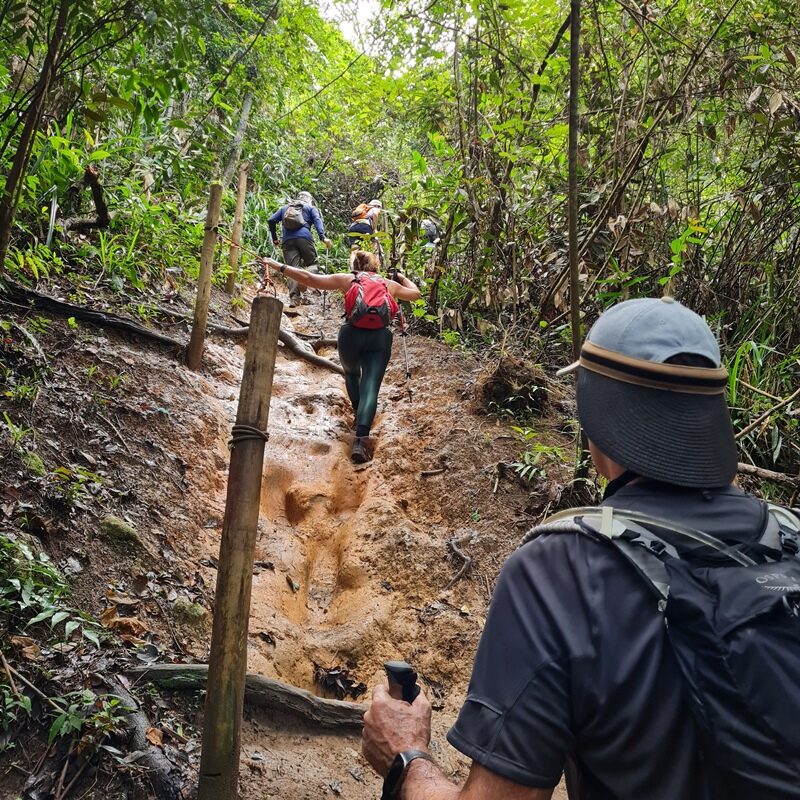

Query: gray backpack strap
[522,505,762,602]
[521,507,672,600]
[766,503,800,557]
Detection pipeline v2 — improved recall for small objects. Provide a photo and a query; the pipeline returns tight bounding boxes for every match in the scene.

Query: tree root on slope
[0,282,343,374]
[127,664,365,731]
[152,304,344,374]
[0,281,182,350]
[108,677,184,800]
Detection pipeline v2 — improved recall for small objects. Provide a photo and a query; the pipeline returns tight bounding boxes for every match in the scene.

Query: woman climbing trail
[262,250,421,463]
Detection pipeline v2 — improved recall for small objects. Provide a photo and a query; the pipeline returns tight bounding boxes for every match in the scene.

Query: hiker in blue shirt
[268,191,332,307]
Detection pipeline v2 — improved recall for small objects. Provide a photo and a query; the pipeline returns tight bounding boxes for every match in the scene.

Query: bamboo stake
[187,183,223,371]
[225,164,250,295]
[197,295,282,800]
[567,0,589,476]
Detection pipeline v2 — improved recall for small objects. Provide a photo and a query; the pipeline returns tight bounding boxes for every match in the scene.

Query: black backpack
[283,201,307,231]
[528,503,800,799]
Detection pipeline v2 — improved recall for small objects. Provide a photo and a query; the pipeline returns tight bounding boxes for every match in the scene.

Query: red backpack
[344,272,399,329]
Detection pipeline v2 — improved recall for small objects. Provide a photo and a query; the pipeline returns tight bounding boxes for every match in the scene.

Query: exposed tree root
[154,304,344,375]
[0,284,343,374]
[0,282,182,350]
[108,678,183,800]
[128,664,365,730]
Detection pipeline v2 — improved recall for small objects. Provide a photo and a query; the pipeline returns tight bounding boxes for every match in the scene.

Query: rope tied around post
[228,424,270,450]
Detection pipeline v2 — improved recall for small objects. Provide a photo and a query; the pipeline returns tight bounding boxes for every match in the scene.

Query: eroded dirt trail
[158,292,569,799]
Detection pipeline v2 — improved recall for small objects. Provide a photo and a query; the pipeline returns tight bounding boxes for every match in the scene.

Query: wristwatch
[279,263,287,273]
[381,749,434,800]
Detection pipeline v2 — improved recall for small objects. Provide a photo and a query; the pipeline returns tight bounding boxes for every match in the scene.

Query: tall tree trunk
[221,91,254,189]
[567,0,588,474]
[0,0,70,274]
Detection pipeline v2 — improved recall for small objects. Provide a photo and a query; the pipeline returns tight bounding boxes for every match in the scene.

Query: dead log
[128,664,365,731]
[737,462,800,488]
[0,282,183,351]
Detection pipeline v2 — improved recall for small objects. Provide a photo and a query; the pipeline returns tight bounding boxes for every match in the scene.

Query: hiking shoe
[351,437,369,464]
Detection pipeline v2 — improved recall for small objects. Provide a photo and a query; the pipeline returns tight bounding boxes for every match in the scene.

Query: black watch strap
[381,749,434,800]
[279,263,287,273]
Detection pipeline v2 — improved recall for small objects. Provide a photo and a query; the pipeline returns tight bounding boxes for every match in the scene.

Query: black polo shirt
[447,482,767,799]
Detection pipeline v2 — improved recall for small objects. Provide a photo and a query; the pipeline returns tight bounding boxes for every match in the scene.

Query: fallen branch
[735,386,800,440]
[96,411,133,455]
[127,663,364,730]
[421,467,447,477]
[737,462,800,488]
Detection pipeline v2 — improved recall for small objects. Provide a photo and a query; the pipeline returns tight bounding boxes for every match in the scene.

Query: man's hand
[362,683,432,778]
[273,238,281,247]
[323,238,333,249]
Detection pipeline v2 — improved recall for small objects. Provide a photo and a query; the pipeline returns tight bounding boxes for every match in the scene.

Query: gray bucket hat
[560,297,738,487]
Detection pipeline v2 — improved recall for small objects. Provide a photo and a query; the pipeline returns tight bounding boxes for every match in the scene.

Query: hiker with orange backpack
[262,249,421,463]
[346,199,383,255]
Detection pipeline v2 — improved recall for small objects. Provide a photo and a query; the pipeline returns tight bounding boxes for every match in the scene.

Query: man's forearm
[400,758,461,800]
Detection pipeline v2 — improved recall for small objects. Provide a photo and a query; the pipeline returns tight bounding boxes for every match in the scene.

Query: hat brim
[577,368,738,488]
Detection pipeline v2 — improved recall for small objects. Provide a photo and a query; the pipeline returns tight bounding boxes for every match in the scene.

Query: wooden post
[187,183,223,371]
[225,163,249,295]
[197,295,283,800]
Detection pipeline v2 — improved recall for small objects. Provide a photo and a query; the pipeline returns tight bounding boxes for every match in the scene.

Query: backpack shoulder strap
[523,505,759,601]
[766,503,800,557]
[522,507,672,599]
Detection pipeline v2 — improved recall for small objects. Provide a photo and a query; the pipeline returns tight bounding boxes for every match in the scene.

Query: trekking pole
[384,660,420,702]
[398,310,412,402]
[381,661,421,800]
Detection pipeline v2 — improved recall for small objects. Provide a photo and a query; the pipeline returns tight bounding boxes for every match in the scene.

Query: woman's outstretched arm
[262,258,352,292]
[388,275,422,302]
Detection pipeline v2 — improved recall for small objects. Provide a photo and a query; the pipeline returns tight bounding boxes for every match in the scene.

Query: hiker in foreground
[362,296,800,800]
[262,250,420,463]
[268,191,332,306]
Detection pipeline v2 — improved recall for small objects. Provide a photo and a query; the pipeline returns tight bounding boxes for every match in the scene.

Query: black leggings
[337,324,392,437]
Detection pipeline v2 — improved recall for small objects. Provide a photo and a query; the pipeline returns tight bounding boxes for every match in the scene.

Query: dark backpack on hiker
[283,201,307,231]
[527,504,800,799]
[344,272,398,330]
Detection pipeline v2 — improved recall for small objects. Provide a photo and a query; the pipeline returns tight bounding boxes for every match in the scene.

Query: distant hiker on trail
[362,297,800,799]
[346,199,383,255]
[420,218,440,252]
[262,250,421,464]
[268,191,332,307]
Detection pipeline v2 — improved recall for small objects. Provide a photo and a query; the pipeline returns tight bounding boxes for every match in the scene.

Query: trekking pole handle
[385,661,420,703]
